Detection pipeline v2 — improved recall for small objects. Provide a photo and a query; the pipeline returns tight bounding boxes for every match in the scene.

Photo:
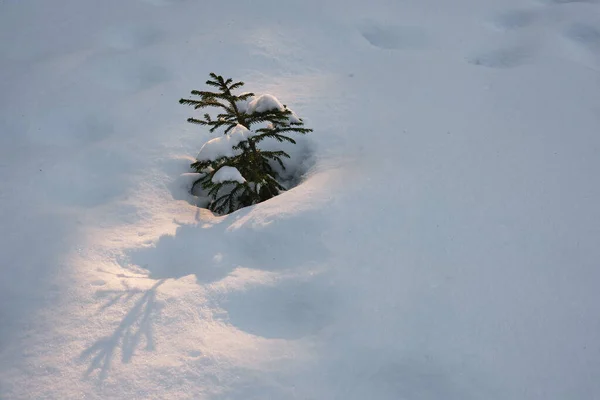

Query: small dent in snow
[491,10,537,31]
[99,26,164,51]
[468,46,532,68]
[564,23,600,50]
[360,23,430,50]
[188,350,202,358]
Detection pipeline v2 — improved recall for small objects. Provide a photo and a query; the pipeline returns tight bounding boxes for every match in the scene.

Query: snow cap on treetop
[247,94,301,123]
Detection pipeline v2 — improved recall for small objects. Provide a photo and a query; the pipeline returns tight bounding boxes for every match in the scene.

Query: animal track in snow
[360,22,430,50]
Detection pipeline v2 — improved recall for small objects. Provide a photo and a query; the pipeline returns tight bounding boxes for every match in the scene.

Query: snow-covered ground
[2,0,600,398]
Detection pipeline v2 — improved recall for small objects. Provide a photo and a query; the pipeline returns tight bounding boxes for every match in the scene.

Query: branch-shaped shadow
[79,279,165,380]
[124,209,329,283]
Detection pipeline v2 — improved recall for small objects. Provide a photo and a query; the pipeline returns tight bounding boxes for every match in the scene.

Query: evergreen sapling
[179,73,312,214]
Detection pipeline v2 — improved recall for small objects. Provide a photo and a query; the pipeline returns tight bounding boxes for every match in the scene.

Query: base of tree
[188,141,315,215]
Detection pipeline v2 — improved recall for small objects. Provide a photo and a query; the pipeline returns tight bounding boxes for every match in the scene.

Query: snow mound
[212,166,246,184]
[247,94,301,124]
[196,124,252,162]
[247,94,284,113]
[235,92,254,114]
[286,110,301,124]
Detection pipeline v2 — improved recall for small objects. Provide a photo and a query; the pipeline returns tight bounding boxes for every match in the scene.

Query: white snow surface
[212,166,246,184]
[2,0,600,399]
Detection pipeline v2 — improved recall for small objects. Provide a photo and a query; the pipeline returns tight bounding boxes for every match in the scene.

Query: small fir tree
[179,73,312,214]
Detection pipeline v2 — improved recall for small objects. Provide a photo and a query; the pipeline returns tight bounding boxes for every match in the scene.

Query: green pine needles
[179,73,313,214]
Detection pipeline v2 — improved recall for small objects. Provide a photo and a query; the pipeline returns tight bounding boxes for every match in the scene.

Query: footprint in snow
[359,22,430,51]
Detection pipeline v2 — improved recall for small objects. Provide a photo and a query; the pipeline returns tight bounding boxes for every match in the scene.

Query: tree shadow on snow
[123,207,329,283]
[79,279,165,381]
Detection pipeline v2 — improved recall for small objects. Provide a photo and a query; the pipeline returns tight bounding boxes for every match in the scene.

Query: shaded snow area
[1,0,600,399]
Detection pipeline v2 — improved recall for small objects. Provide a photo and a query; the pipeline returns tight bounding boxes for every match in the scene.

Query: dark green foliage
[180,73,312,214]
